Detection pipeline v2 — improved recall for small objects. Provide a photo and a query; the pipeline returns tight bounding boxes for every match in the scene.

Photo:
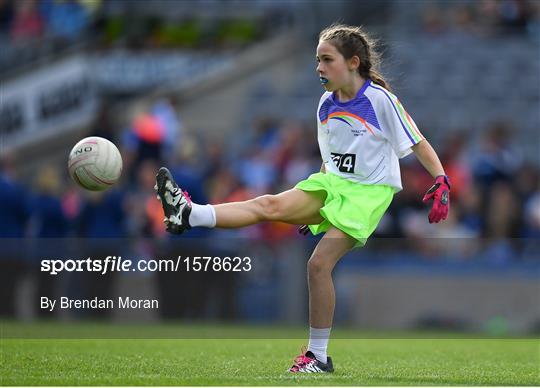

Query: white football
[68,136,122,191]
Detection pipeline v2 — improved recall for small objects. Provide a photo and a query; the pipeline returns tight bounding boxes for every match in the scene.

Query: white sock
[307,327,331,364]
[189,204,216,228]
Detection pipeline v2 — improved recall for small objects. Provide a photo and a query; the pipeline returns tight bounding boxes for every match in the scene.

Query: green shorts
[295,172,394,247]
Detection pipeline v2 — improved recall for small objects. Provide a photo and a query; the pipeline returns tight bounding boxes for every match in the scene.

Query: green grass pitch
[1,322,539,386]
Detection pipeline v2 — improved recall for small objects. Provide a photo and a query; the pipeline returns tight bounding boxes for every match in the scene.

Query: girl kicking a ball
[155,23,450,373]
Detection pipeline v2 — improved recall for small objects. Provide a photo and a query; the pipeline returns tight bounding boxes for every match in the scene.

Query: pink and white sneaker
[288,349,334,373]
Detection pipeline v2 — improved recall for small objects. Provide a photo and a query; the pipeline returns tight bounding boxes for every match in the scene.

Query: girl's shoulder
[317,91,333,109]
[318,91,333,103]
[364,82,401,111]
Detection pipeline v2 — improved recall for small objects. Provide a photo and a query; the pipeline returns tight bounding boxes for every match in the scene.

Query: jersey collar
[331,79,371,107]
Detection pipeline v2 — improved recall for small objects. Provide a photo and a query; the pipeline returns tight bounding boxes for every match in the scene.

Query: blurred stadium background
[1,0,539,336]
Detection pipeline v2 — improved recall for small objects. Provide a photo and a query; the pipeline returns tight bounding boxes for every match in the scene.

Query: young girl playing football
[156,23,450,373]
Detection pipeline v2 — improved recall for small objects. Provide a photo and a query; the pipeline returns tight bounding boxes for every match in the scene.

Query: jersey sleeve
[378,92,425,158]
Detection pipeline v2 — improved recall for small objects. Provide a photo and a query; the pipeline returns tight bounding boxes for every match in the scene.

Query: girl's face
[316,40,358,91]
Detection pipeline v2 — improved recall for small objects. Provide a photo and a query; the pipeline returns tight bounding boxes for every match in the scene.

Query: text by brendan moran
[40,297,159,311]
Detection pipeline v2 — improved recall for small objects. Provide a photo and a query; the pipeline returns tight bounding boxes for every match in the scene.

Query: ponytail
[368,70,389,90]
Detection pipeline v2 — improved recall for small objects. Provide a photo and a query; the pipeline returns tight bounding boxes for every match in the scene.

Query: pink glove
[422,175,451,223]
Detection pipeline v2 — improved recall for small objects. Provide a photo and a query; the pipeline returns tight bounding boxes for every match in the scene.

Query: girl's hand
[422,175,451,223]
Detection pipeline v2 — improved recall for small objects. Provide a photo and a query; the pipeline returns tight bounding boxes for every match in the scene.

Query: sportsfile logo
[40,256,252,275]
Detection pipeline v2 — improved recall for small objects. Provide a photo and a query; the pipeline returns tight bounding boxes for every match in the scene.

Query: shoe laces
[182,190,192,205]
[169,186,191,205]
[291,346,315,370]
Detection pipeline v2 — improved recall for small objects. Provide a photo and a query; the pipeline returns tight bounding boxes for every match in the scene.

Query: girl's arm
[411,139,450,224]
[411,139,445,177]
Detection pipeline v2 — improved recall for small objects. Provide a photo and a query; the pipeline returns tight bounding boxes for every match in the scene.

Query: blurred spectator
[0,0,14,34]
[29,166,68,318]
[527,0,540,42]
[61,185,84,221]
[514,163,540,203]
[283,146,320,187]
[273,121,308,173]
[125,159,165,237]
[237,148,278,195]
[201,138,226,182]
[78,0,102,16]
[47,0,90,41]
[208,166,252,205]
[91,103,117,142]
[450,4,479,38]
[496,0,532,34]
[231,118,283,195]
[76,189,126,238]
[513,163,539,237]
[29,166,68,238]
[10,0,43,43]
[151,97,182,163]
[421,6,446,37]
[523,192,540,238]
[0,152,30,316]
[439,131,473,200]
[485,181,521,238]
[457,185,484,235]
[472,121,522,188]
[237,117,280,154]
[0,153,30,238]
[122,106,166,180]
[478,0,507,37]
[422,0,536,39]
[253,117,280,151]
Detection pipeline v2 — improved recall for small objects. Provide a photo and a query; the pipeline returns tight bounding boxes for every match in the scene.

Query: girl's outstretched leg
[156,167,325,233]
[214,189,325,228]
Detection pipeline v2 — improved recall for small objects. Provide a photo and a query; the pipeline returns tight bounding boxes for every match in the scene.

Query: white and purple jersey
[317,79,424,192]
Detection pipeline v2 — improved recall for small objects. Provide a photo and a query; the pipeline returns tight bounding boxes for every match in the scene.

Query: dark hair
[319,23,390,90]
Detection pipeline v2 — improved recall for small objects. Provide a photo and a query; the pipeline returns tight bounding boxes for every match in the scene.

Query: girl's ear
[348,55,360,71]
